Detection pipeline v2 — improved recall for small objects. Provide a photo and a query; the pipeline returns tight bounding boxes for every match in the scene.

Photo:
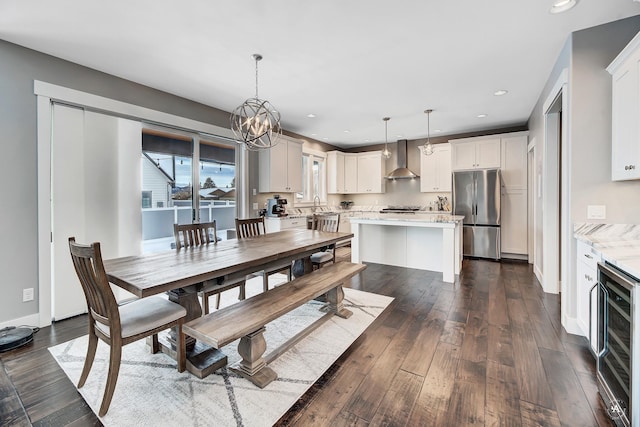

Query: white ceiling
[1,1,639,148]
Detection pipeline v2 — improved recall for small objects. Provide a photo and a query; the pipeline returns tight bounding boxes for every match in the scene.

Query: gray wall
[527,15,640,323]
[0,39,230,323]
[570,18,640,223]
[528,36,572,277]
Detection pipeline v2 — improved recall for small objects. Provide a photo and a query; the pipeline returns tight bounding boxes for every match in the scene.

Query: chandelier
[420,109,434,156]
[230,54,281,150]
[381,117,391,159]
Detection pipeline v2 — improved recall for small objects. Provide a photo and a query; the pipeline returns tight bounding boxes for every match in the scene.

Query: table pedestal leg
[230,327,277,388]
[164,285,227,378]
[325,285,352,319]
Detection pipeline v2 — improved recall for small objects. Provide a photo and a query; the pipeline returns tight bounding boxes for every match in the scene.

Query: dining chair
[235,217,292,291]
[310,213,341,269]
[173,221,246,314]
[68,237,186,417]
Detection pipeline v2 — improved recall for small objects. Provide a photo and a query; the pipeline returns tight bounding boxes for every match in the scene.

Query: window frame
[295,147,327,207]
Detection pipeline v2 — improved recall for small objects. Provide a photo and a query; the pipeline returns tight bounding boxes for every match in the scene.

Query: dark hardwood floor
[1,252,613,426]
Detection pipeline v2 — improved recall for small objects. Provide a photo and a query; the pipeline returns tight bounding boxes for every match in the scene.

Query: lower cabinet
[576,239,601,355]
[264,217,307,233]
[500,188,527,255]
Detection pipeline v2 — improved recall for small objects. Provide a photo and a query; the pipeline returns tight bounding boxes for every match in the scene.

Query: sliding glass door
[141,127,238,253]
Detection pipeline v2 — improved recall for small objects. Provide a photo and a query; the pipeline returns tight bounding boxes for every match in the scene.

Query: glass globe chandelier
[420,109,434,156]
[230,54,281,150]
[381,117,391,159]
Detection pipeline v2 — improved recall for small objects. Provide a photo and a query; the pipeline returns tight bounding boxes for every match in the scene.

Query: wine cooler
[596,262,639,427]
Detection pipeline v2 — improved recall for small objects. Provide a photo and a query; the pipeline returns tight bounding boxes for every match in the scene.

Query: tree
[230,177,235,188]
[202,177,216,189]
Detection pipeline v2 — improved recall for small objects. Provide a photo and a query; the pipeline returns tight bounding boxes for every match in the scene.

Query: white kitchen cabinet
[420,143,451,192]
[500,188,527,255]
[357,151,385,193]
[258,135,303,193]
[344,154,358,193]
[500,135,528,187]
[327,151,345,194]
[500,133,528,257]
[576,239,601,354]
[607,31,640,181]
[264,216,307,233]
[328,151,383,194]
[450,137,501,170]
[327,152,359,194]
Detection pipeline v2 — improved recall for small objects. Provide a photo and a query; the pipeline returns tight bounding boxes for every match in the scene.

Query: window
[296,149,326,205]
[142,191,152,208]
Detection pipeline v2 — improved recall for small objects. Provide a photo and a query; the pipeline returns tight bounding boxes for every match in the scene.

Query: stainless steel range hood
[385,139,420,180]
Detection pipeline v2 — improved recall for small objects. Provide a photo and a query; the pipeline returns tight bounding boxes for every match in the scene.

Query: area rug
[49,278,393,427]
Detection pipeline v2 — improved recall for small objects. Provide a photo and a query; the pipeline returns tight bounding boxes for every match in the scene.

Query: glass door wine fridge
[596,262,639,427]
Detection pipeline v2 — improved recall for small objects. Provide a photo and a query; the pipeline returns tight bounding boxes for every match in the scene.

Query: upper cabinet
[327,151,384,194]
[327,152,359,194]
[607,31,640,181]
[357,151,385,193]
[344,154,358,193]
[258,135,303,193]
[420,143,452,192]
[327,151,345,194]
[450,138,501,170]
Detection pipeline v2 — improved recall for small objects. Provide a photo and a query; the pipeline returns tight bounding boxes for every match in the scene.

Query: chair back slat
[68,237,120,330]
[235,217,266,239]
[174,221,218,249]
[311,213,340,233]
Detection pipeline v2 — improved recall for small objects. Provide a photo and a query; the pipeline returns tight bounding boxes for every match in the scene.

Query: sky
[151,154,235,188]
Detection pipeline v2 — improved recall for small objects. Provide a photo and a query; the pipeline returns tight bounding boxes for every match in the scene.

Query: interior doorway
[541,68,571,333]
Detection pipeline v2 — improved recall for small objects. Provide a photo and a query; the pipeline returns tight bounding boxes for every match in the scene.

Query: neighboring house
[220,189,235,201]
[199,187,227,199]
[142,154,174,208]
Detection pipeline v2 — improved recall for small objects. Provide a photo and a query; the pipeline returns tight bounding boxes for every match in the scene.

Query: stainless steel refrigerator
[452,168,501,260]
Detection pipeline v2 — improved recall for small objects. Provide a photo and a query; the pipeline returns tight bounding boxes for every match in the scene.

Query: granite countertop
[574,223,640,280]
[351,212,464,224]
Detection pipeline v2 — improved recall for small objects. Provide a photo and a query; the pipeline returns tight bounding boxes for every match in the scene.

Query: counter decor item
[340,200,353,209]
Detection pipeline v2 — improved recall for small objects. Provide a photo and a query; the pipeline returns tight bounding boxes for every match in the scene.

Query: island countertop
[350,212,465,227]
[350,213,463,282]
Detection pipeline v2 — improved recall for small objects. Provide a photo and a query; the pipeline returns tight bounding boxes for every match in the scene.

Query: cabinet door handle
[625,164,636,171]
[584,254,593,259]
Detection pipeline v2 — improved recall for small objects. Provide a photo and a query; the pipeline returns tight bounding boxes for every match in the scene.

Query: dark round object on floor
[0,327,34,352]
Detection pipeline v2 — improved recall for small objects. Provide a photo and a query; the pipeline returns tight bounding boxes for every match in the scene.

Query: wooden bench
[182,261,367,388]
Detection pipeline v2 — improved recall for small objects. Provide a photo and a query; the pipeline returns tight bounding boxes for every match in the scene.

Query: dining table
[103,228,353,377]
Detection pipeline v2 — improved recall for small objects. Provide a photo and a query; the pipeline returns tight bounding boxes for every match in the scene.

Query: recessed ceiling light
[550,0,577,14]
[307,113,316,118]
[434,129,442,133]
[323,137,329,141]
[494,89,508,96]
[344,130,350,133]
[477,114,488,118]
[311,133,317,136]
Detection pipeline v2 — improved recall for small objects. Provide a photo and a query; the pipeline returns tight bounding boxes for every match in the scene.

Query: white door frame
[541,68,573,330]
[35,81,237,327]
[527,137,536,266]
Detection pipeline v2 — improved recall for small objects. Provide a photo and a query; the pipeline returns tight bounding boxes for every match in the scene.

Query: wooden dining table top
[103,229,353,298]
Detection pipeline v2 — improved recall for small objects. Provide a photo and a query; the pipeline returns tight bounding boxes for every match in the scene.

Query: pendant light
[230,54,281,150]
[420,109,434,156]
[381,117,391,159]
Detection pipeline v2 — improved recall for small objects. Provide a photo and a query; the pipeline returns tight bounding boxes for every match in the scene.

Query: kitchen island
[350,213,464,283]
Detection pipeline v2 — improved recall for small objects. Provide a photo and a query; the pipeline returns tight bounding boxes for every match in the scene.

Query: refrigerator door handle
[474,176,478,223]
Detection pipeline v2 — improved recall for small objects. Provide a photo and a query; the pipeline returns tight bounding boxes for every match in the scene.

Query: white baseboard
[562,314,584,336]
[0,313,41,330]
[534,264,543,287]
